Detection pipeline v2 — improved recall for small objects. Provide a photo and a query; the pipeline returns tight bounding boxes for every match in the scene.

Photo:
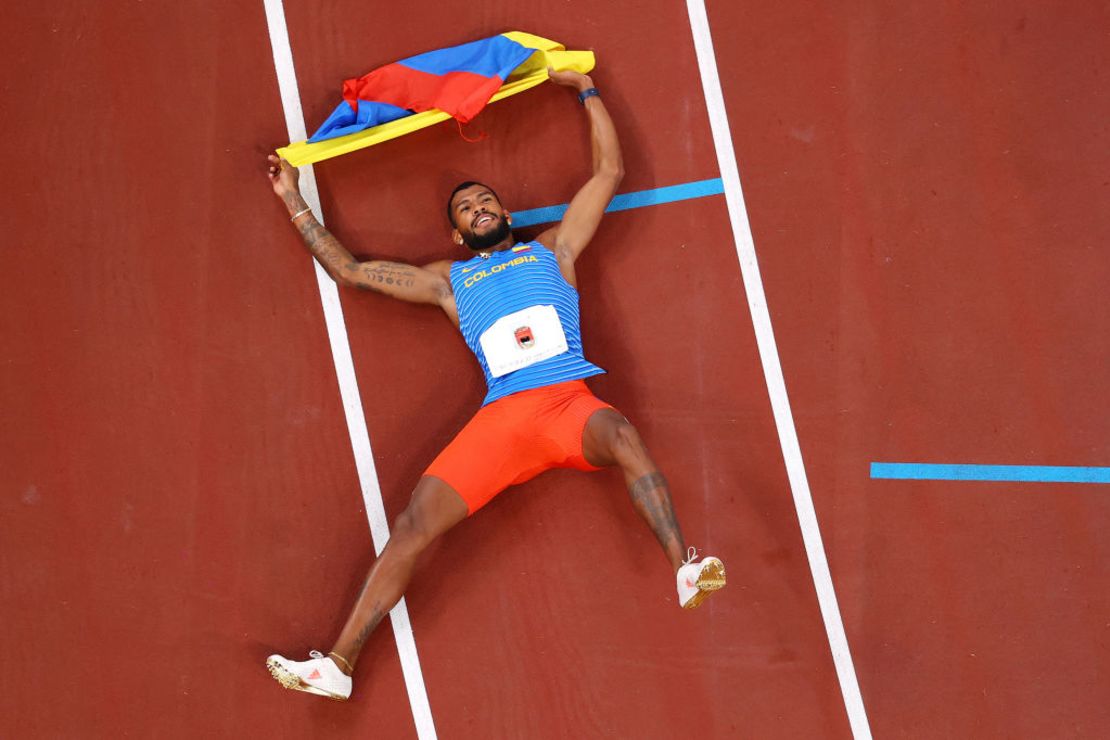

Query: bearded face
[461,213,512,250]
[449,184,513,251]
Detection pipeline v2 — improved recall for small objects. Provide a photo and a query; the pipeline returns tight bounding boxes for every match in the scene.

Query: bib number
[479,305,568,378]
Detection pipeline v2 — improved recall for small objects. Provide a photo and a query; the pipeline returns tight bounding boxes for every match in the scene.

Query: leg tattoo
[353,608,384,653]
[628,472,686,570]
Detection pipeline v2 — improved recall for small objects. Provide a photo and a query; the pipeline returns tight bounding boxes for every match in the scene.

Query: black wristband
[577,87,600,105]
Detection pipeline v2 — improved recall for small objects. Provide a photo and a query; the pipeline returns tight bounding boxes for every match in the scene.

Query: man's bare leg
[581,408,687,573]
[327,475,468,675]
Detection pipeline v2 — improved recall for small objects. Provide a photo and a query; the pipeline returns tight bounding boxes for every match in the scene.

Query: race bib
[479,305,568,378]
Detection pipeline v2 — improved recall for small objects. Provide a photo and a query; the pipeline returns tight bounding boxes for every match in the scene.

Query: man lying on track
[264,68,725,702]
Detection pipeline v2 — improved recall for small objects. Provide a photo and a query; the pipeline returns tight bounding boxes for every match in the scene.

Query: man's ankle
[327,651,354,676]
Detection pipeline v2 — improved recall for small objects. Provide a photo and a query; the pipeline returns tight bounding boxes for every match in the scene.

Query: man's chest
[456,252,549,299]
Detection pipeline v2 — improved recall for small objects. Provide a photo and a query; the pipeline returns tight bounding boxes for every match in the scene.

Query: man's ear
[453,229,463,245]
[505,212,512,225]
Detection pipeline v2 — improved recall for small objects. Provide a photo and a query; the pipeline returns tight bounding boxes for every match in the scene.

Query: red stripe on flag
[342,65,506,123]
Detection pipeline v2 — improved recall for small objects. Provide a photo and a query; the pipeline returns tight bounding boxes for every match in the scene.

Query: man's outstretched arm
[266,156,452,305]
[545,69,624,264]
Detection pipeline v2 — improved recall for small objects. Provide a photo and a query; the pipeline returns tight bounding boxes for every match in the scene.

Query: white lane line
[683,1,872,737]
[261,2,437,736]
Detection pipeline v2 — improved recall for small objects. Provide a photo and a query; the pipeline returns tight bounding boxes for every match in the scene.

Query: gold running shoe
[266,650,351,701]
[676,547,726,609]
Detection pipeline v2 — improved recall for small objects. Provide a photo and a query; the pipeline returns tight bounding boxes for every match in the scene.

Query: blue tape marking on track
[510,178,725,228]
[870,462,1110,484]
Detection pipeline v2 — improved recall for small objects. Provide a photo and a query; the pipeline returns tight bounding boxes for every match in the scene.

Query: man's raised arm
[266,156,452,305]
[546,69,624,263]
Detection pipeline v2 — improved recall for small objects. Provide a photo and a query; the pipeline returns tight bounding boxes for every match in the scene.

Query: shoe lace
[683,546,699,566]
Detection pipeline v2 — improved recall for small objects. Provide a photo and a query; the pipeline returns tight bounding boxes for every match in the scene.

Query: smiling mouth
[473,214,495,228]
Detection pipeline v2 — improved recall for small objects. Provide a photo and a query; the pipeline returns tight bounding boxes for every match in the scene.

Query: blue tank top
[449,242,605,405]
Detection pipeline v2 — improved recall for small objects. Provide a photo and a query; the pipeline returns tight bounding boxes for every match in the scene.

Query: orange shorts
[425,379,614,514]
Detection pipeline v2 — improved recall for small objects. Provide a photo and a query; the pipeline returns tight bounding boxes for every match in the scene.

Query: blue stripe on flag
[511,178,725,228]
[308,100,412,143]
[870,463,1110,484]
[399,35,533,78]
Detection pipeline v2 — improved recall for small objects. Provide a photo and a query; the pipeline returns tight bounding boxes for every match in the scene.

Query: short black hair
[447,181,501,227]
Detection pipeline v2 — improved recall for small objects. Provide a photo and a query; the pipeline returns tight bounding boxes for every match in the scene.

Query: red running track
[1,1,1107,737]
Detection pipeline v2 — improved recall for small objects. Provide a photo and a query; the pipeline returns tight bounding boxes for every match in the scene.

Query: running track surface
[2,2,1108,737]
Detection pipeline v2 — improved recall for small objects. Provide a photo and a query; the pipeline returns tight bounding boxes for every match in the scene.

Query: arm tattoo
[281,190,306,214]
[295,218,355,274]
[356,261,417,294]
[291,216,421,296]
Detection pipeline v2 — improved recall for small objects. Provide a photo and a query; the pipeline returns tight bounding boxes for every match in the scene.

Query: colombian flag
[277,33,594,166]
[309,34,539,143]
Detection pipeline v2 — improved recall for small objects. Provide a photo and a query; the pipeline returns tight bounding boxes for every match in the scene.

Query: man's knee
[391,506,434,553]
[610,421,649,465]
[389,479,467,553]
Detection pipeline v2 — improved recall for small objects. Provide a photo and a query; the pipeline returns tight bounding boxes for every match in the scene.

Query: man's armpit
[535,225,560,251]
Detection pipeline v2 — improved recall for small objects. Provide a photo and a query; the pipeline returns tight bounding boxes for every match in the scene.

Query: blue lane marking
[510,178,725,228]
[870,463,1110,484]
